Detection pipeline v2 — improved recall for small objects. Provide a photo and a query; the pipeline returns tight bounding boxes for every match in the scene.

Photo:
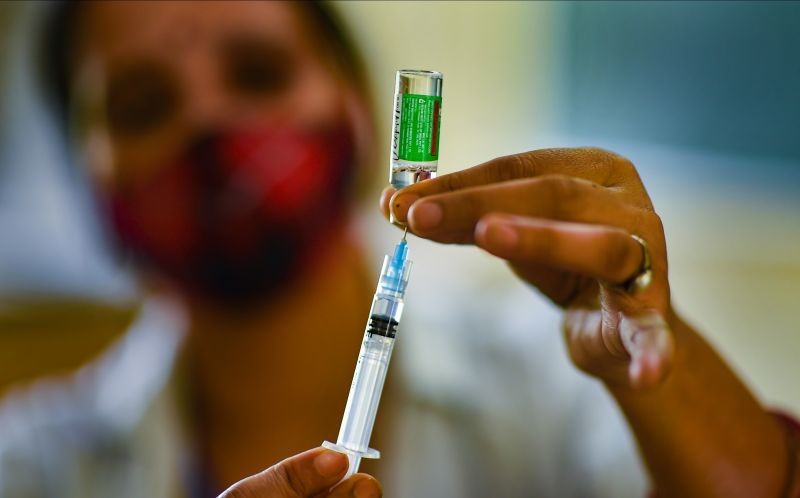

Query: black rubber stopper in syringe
[366,314,399,339]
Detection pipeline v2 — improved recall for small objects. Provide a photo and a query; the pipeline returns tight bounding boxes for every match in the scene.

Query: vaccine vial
[389,70,443,189]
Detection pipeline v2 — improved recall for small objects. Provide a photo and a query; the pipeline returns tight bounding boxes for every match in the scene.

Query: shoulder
[0,297,186,496]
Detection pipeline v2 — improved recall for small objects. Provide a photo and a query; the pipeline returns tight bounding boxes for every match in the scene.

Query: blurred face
[73,0,369,190]
[70,1,372,302]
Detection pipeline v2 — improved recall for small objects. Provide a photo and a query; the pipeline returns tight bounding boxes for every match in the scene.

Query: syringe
[323,231,412,479]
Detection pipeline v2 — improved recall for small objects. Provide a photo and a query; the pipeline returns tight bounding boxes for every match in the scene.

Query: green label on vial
[397,93,441,162]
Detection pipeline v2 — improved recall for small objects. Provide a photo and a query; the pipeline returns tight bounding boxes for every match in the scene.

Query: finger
[219,447,348,498]
[510,262,598,309]
[565,307,627,364]
[474,214,643,285]
[390,147,646,223]
[325,474,382,498]
[619,311,675,389]
[379,186,396,220]
[404,175,639,244]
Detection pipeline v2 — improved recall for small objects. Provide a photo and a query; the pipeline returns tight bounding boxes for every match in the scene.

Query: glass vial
[389,70,443,189]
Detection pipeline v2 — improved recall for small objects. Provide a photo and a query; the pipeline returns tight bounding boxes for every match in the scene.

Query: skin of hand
[382,147,673,389]
[218,447,381,498]
[380,147,789,498]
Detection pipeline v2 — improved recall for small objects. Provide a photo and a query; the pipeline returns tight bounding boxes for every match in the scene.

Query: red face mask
[105,124,356,304]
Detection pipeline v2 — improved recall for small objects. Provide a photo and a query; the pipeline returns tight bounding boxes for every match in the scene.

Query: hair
[39,1,369,128]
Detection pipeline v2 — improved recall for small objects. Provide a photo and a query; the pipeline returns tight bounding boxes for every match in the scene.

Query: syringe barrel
[335,255,410,455]
[390,69,443,189]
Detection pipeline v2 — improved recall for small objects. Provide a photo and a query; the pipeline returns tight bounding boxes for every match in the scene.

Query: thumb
[218,447,348,498]
[618,310,675,389]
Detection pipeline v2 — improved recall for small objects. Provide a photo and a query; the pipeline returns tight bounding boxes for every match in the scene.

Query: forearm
[609,314,788,498]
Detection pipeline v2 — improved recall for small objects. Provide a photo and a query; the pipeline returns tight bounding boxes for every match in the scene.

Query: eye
[223,36,295,98]
[105,62,179,136]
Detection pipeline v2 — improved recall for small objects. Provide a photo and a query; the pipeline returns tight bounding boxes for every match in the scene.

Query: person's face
[73,0,369,191]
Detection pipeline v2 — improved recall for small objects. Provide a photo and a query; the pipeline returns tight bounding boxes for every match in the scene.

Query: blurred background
[0,0,798,431]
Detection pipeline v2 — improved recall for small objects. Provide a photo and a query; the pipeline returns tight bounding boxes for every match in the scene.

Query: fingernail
[629,353,665,389]
[389,217,407,229]
[629,360,643,383]
[409,202,442,230]
[388,211,405,226]
[485,223,518,252]
[314,450,348,478]
[391,194,419,223]
[353,477,381,498]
